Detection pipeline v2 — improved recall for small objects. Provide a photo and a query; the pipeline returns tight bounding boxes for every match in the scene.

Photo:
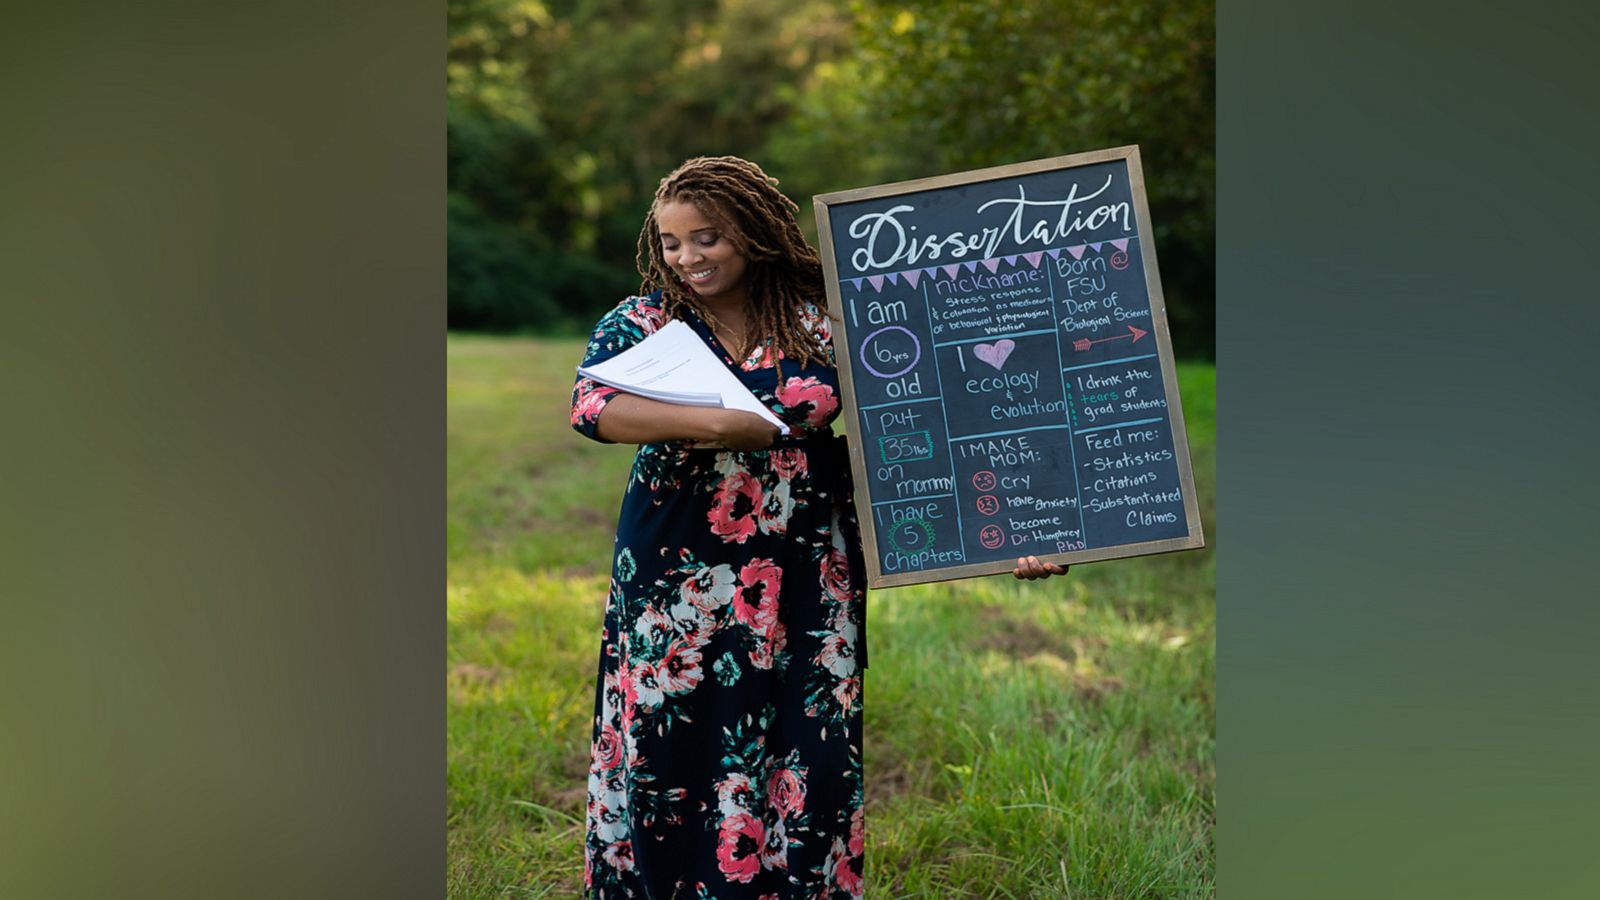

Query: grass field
[447,334,1216,898]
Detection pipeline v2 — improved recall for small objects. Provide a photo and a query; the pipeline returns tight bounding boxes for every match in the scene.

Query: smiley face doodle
[978,524,1006,550]
[975,494,999,516]
[971,470,997,492]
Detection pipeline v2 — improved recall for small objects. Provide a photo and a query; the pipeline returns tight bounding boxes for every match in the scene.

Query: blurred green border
[1,1,444,898]
[1219,1,1600,896]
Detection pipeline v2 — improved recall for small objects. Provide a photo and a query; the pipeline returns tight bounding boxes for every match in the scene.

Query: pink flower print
[830,605,855,636]
[601,668,625,723]
[628,300,664,329]
[770,447,808,480]
[716,812,764,883]
[591,780,630,844]
[680,614,716,650]
[571,380,618,428]
[747,620,787,671]
[767,767,806,819]
[708,471,762,544]
[680,563,736,612]
[602,840,635,872]
[622,724,639,769]
[775,376,839,427]
[759,812,788,871]
[801,303,832,339]
[634,604,674,645]
[614,666,637,731]
[658,640,703,694]
[715,772,756,819]
[749,635,773,669]
[848,806,865,858]
[817,622,859,678]
[832,675,861,715]
[733,559,782,633]
[667,595,707,633]
[830,834,864,897]
[756,479,794,536]
[820,547,852,603]
[749,619,786,671]
[630,660,664,711]
[592,723,623,772]
[746,339,782,370]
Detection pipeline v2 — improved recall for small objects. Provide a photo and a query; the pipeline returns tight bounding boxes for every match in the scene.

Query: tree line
[448,0,1213,358]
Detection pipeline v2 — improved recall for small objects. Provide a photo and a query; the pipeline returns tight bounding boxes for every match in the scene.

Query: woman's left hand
[1012,555,1068,580]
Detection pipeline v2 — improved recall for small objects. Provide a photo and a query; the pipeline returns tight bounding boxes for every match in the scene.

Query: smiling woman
[566,156,1066,899]
[570,157,872,899]
[655,201,749,313]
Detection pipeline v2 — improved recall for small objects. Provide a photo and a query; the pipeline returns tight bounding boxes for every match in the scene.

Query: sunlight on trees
[447,0,1213,356]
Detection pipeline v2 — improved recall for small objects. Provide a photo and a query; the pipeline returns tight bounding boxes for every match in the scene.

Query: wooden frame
[813,145,1206,589]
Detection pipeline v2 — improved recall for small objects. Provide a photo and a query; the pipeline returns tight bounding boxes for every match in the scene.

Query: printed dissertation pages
[577,320,790,434]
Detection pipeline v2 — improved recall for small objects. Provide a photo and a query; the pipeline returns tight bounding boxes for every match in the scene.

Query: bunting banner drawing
[839,237,1154,294]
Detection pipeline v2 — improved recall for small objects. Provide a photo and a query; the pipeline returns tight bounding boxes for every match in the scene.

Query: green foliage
[447,0,852,335]
[448,1,1214,358]
[769,0,1215,357]
[449,193,551,332]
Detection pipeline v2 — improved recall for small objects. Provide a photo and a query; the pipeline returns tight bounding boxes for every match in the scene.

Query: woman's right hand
[1013,555,1068,580]
[711,410,782,451]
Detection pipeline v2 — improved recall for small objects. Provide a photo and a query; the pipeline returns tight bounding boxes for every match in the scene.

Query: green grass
[447,333,1216,898]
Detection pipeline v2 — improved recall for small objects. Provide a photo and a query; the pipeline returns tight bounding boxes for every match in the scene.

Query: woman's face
[656,199,749,307]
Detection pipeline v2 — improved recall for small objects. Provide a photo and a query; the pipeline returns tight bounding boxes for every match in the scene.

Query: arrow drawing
[1071,325,1148,352]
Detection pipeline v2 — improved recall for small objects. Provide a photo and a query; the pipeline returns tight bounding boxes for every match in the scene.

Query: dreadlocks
[636,156,832,376]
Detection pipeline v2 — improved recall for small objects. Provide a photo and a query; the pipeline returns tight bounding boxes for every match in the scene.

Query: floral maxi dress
[570,292,868,899]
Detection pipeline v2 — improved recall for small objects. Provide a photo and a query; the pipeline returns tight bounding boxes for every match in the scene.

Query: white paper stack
[577,320,790,435]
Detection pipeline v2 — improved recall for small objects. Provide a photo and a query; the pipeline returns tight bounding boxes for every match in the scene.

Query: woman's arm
[594,394,780,451]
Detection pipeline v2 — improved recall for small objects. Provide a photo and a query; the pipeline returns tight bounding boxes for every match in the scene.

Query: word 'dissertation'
[817,147,1203,585]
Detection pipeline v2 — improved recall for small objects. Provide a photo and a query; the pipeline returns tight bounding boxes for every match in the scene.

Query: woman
[570,156,1063,899]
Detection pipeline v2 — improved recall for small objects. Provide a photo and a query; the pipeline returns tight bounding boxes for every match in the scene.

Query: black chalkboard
[813,146,1204,588]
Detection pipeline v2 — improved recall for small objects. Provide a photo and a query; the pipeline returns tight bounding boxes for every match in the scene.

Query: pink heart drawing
[972,339,1015,370]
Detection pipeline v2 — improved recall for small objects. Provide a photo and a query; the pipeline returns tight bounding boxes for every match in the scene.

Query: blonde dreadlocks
[636,156,832,376]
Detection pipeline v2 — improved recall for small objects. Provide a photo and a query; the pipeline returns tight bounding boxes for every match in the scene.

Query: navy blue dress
[571,292,868,899]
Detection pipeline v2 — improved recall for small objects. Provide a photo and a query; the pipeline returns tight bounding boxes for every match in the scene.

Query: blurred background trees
[447,0,1214,357]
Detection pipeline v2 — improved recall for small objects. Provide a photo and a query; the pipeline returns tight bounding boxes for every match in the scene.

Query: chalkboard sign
[813,146,1204,588]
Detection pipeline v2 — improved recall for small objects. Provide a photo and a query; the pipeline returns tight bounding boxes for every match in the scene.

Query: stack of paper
[577,320,790,435]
